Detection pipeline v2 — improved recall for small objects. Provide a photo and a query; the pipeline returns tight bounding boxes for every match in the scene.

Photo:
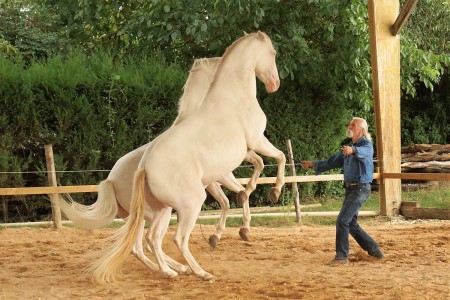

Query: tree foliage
[0,0,74,62]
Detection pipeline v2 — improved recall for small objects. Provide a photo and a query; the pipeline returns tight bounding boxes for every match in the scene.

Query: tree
[0,0,74,62]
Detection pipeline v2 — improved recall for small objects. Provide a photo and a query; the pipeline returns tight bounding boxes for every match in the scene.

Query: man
[301,117,384,265]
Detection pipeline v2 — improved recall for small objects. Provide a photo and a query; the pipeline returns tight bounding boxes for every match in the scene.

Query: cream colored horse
[89,31,285,282]
[59,57,266,272]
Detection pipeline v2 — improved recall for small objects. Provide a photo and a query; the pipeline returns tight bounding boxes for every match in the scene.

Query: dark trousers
[335,183,380,259]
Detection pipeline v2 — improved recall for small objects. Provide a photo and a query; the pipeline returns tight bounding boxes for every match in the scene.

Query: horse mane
[194,57,220,71]
[175,57,221,123]
[221,31,268,63]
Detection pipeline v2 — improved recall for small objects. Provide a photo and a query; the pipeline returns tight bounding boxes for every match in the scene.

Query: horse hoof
[268,188,280,203]
[236,191,248,205]
[209,235,219,249]
[202,272,214,281]
[239,227,250,241]
[178,265,191,275]
[164,270,179,279]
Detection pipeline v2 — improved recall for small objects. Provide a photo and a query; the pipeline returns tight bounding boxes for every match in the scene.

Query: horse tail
[58,180,118,229]
[87,168,147,283]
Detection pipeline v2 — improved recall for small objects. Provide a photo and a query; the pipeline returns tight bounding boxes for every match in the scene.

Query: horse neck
[208,65,258,103]
[209,40,259,100]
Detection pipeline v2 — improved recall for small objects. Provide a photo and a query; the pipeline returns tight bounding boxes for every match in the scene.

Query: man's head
[346,117,371,141]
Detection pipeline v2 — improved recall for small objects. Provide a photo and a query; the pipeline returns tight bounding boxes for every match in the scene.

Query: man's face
[346,119,362,138]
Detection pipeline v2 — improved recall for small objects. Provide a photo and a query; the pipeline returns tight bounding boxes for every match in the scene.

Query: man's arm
[352,141,373,160]
[301,152,344,174]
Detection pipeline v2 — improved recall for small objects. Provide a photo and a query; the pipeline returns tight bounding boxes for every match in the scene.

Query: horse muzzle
[265,79,280,93]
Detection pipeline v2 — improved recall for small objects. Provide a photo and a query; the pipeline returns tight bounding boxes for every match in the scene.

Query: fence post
[44,145,62,229]
[1,199,7,223]
[286,139,301,223]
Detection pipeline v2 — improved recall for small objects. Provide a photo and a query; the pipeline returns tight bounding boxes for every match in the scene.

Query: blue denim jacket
[313,136,374,183]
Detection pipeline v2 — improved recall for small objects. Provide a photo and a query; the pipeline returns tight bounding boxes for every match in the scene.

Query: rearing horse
[59,58,264,273]
[90,31,285,282]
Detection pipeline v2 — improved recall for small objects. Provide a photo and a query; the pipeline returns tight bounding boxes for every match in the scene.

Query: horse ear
[243,31,248,36]
[257,31,266,40]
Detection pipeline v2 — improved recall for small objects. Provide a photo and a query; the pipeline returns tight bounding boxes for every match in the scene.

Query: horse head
[253,31,280,93]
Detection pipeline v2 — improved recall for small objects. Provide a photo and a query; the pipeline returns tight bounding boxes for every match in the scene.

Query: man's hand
[342,145,353,156]
[300,160,313,169]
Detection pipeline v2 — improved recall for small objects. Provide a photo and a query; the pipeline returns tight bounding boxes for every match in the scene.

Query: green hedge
[0,52,189,220]
[0,51,363,221]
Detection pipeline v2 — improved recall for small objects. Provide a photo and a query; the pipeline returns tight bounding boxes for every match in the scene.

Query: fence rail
[0,174,362,196]
[3,172,450,197]
[2,172,450,196]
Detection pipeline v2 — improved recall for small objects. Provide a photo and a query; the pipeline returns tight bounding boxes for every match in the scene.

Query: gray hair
[353,117,372,141]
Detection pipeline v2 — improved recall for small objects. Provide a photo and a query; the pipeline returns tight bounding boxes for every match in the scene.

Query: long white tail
[87,168,147,283]
[58,180,118,229]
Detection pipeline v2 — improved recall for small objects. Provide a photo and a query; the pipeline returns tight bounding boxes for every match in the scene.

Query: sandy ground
[1,218,449,300]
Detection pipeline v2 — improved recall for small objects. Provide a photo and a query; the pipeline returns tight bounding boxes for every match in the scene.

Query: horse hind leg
[144,227,191,274]
[131,220,159,271]
[174,190,213,281]
[147,207,178,278]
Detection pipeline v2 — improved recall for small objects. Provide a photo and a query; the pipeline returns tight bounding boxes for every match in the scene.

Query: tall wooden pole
[368,0,402,216]
[44,145,62,229]
[286,140,301,223]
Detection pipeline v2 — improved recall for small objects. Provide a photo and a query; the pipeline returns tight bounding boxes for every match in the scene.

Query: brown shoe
[325,258,349,266]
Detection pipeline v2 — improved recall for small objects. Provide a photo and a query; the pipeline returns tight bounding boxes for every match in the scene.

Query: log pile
[401,144,450,173]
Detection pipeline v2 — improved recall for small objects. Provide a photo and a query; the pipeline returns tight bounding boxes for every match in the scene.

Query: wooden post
[286,139,301,223]
[1,199,8,223]
[44,145,62,229]
[368,0,402,216]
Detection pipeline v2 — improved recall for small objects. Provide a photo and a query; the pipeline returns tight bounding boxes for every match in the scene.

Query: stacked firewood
[401,144,450,173]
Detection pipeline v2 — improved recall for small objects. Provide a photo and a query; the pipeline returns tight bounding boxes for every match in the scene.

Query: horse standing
[90,31,285,282]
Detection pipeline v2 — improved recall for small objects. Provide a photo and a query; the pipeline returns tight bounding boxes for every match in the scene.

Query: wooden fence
[1,144,449,227]
[1,172,449,228]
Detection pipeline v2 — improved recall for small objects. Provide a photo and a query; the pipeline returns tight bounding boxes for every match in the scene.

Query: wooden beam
[0,174,384,196]
[383,173,450,181]
[390,0,419,36]
[0,185,99,196]
[400,207,450,220]
[368,0,402,216]
[236,174,345,185]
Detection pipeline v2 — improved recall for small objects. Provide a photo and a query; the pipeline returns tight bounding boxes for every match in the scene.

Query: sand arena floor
[1,218,449,299]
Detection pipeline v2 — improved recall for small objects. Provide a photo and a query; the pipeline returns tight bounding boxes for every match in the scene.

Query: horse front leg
[253,135,286,203]
[205,183,230,248]
[236,150,264,205]
[217,151,263,242]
